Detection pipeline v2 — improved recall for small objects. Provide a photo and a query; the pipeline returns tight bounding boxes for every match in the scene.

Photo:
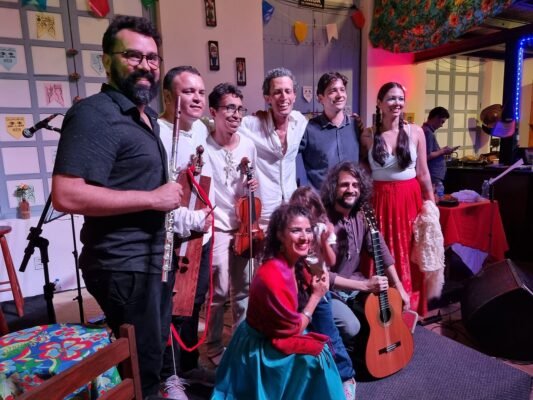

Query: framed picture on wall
[236,57,246,86]
[205,0,217,27]
[208,41,220,71]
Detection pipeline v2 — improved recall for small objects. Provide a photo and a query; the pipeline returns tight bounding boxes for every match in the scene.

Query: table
[438,201,509,273]
[0,324,121,399]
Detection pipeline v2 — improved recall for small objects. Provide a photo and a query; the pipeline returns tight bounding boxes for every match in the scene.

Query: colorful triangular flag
[21,0,47,10]
[88,0,110,17]
[141,0,156,7]
[294,21,308,44]
[262,0,275,24]
[326,23,338,43]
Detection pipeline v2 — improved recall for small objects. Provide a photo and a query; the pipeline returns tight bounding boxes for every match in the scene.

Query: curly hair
[261,67,297,96]
[320,161,373,216]
[372,82,412,170]
[263,204,313,261]
[102,15,161,54]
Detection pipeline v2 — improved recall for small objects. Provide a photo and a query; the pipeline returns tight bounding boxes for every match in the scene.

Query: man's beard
[111,64,159,106]
[336,194,358,210]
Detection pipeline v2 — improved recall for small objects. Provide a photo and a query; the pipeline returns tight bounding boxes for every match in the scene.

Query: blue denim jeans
[309,292,355,381]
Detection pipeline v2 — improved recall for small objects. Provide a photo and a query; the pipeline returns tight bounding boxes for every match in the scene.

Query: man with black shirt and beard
[52,16,183,398]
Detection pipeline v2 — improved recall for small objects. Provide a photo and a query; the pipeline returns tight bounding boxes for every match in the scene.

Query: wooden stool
[0,226,25,319]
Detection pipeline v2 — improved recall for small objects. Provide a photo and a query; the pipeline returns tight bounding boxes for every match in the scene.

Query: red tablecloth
[438,201,508,261]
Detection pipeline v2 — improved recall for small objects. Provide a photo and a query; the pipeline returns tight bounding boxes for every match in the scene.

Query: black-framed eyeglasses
[110,50,163,68]
[218,105,247,116]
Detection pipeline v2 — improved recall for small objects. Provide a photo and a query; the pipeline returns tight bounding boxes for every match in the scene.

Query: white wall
[482,60,505,109]
[157,0,265,113]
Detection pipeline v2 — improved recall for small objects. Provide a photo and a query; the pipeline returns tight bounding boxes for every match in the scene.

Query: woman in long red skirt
[361,82,435,316]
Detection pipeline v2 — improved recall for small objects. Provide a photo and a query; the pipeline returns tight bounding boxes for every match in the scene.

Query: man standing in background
[239,67,307,229]
[422,106,455,186]
[300,72,362,192]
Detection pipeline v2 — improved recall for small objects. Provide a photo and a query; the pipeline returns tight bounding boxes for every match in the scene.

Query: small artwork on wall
[205,0,217,27]
[208,41,220,71]
[236,58,246,86]
[404,112,415,124]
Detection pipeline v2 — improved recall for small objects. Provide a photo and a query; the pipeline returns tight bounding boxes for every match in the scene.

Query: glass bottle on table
[481,180,490,199]
[435,181,445,201]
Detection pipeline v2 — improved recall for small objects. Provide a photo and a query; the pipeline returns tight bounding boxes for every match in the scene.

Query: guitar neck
[369,223,391,309]
[369,230,385,276]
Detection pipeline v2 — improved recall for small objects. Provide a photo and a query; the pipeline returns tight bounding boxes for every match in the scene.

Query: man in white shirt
[204,83,258,367]
[239,67,308,229]
[158,66,215,399]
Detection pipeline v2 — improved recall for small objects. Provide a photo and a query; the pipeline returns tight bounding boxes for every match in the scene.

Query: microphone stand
[19,195,57,323]
[19,125,85,325]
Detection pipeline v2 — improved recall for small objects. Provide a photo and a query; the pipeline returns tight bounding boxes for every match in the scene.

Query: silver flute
[162,96,181,282]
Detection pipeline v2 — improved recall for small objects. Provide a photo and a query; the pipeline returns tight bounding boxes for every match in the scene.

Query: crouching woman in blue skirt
[211,204,344,399]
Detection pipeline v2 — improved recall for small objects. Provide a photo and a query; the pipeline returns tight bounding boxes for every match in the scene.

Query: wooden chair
[18,324,142,400]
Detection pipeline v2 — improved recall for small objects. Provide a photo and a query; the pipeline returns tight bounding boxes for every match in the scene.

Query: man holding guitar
[320,162,412,377]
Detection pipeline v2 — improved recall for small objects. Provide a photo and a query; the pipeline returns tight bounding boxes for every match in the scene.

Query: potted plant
[13,183,35,219]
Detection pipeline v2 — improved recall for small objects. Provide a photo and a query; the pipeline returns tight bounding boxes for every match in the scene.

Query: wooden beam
[413,23,533,63]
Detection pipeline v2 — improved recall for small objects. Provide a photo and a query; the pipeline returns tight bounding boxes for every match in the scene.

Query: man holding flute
[158,65,216,399]
[52,16,182,398]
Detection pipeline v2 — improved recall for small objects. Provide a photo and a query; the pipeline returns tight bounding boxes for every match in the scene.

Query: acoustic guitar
[362,203,414,378]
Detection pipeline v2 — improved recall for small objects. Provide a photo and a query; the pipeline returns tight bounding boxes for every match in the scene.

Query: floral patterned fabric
[0,324,121,400]
[370,0,516,53]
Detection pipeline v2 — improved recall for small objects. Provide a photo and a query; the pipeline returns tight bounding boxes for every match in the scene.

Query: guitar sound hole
[380,308,391,324]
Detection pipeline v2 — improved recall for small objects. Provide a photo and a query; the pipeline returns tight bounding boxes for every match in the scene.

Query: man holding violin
[158,66,215,399]
[204,83,258,368]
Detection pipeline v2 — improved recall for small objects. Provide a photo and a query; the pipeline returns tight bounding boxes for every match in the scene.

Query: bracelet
[302,310,313,322]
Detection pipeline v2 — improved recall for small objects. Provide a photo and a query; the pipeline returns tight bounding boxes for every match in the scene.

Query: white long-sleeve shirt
[158,118,214,245]
[240,110,308,228]
[205,133,257,232]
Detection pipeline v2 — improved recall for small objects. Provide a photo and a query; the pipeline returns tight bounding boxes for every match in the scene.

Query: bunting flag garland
[293,21,308,44]
[326,23,338,43]
[88,0,109,17]
[21,0,47,10]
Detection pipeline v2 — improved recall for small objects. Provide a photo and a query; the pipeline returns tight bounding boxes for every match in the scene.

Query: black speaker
[461,259,533,361]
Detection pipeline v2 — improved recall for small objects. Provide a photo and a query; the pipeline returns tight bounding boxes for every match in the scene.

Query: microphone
[23,113,60,138]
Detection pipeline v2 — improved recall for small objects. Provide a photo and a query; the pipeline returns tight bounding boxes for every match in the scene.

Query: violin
[188,145,205,177]
[233,157,264,257]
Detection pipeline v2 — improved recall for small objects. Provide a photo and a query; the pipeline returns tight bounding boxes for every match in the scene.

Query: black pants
[161,239,212,379]
[83,268,175,398]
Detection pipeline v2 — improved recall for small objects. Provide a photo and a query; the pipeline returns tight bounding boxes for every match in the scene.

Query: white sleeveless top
[368,124,417,182]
